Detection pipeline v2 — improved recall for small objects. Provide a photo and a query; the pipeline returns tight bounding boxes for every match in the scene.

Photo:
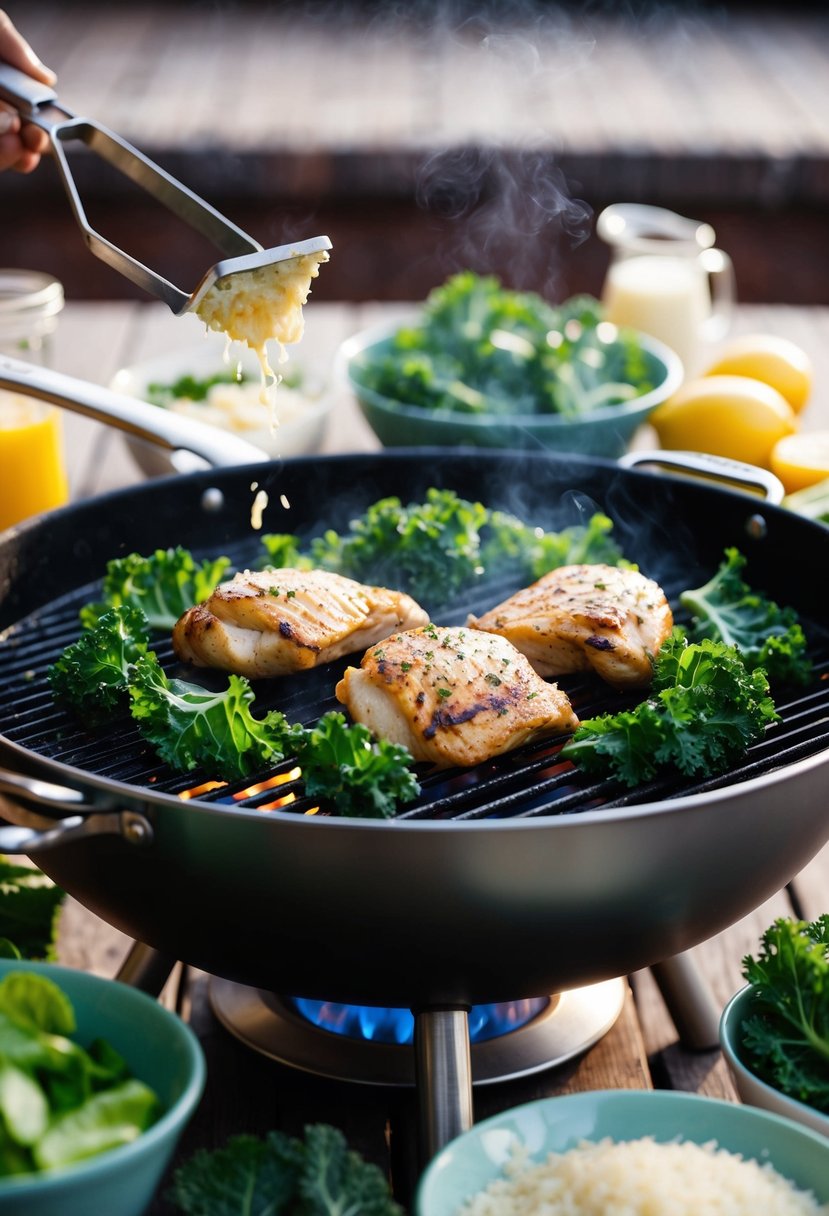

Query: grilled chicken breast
[172,568,429,678]
[335,624,578,768]
[469,563,673,689]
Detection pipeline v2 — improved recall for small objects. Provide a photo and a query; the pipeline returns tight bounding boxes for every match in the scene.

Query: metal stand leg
[413,1007,474,1166]
[115,939,178,997]
[650,951,722,1050]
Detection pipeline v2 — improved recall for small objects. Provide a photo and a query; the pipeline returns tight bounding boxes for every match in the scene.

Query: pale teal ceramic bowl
[720,985,829,1139]
[0,959,206,1216]
[416,1089,829,1215]
[338,322,684,458]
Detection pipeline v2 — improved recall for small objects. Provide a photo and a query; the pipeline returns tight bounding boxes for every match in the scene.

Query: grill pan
[0,449,827,1008]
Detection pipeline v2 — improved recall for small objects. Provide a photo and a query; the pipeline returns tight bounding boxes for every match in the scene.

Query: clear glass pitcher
[596,203,735,377]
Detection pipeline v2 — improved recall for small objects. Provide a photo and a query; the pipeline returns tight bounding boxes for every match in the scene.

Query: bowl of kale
[719,916,829,1139]
[338,272,683,458]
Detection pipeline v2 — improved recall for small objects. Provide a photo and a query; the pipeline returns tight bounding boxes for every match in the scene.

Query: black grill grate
[2,571,828,820]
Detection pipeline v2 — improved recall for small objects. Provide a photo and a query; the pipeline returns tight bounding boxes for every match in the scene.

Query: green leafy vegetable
[0,971,159,1177]
[680,548,811,684]
[168,1123,403,1216]
[741,916,829,1114]
[129,654,302,780]
[0,858,64,962]
[353,272,654,418]
[146,369,247,407]
[261,489,626,607]
[80,546,231,632]
[295,712,420,818]
[48,604,151,720]
[561,631,778,787]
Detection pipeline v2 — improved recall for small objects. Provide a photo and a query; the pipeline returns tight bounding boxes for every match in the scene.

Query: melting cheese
[195,249,329,407]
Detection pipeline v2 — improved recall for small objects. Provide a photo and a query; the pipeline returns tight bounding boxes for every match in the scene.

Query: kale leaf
[80,546,231,632]
[168,1124,403,1216]
[48,604,151,720]
[679,548,811,684]
[741,916,829,1114]
[561,631,778,787]
[261,489,627,607]
[295,712,420,819]
[308,488,491,603]
[128,655,302,780]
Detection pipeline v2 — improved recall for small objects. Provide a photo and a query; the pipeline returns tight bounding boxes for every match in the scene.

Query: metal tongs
[0,62,331,313]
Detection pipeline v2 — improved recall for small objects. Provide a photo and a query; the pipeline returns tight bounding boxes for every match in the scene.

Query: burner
[209,978,626,1087]
[289,997,548,1045]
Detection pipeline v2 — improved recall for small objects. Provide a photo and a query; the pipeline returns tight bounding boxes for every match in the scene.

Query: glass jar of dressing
[0,269,68,531]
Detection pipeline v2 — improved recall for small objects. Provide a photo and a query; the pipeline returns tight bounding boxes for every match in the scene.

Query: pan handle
[0,769,153,853]
[617,449,785,503]
[0,354,269,469]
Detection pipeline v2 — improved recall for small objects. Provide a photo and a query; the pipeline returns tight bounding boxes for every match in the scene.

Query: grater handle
[0,61,69,126]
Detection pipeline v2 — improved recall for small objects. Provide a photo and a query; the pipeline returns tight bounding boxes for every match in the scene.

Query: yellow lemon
[770,430,829,494]
[704,333,812,413]
[650,375,797,468]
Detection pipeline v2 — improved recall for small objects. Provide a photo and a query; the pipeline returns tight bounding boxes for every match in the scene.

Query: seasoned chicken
[469,563,673,690]
[335,624,578,768]
[172,568,428,678]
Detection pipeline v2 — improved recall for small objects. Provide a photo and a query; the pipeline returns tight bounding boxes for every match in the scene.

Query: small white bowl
[720,985,829,1139]
[111,336,332,477]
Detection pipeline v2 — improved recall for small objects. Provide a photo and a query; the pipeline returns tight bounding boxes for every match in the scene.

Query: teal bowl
[0,959,206,1216]
[416,1089,829,1215]
[338,322,683,458]
[720,985,829,1139]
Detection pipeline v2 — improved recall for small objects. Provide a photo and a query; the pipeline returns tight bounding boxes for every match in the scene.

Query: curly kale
[741,917,829,1114]
[260,489,627,607]
[168,1124,403,1216]
[47,604,151,720]
[128,654,301,780]
[80,546,231,632]
[308,488,491,603]
[561,631,779,788]
[679,548,811,684]
[295,712,420,819]
[354,272,653,417]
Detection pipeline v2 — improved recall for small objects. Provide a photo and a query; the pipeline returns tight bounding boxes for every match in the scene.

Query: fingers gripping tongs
[0,63,331,315]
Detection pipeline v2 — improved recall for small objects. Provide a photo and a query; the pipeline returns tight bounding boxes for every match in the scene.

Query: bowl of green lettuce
[0,959,205,1216]
[338,273,683,458]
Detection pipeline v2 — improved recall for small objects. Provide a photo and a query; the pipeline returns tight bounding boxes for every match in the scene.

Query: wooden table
[38,300,829,1211]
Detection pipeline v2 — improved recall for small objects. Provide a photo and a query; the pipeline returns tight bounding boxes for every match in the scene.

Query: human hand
[0,9,56,173]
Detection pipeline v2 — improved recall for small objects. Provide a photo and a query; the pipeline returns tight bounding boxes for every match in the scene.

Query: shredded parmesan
[196,249,329,408]
[457,1136,827,1216]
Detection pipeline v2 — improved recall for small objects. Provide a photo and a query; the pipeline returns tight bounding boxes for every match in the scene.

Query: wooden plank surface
[9,4,828,160]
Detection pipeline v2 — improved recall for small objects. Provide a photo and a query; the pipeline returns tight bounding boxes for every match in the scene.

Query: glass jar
[0,268,64,364]
[0,269,69,530]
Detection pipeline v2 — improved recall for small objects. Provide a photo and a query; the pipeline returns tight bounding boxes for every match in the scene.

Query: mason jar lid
[0,269,65,320]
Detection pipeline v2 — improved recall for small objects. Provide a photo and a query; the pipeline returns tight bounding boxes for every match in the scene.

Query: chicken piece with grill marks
[172,568,429,678]
[335,624,578,768]
[469,563,673,690]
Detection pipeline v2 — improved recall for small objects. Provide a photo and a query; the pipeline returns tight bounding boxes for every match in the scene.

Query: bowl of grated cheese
[111,336,333,478]
[416,1090,829,1216]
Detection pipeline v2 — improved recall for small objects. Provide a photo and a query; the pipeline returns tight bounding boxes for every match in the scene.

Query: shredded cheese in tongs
[193,239,331,416]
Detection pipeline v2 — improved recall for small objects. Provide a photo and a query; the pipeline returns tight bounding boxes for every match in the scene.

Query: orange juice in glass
[0,270,67,530]
[0,391,69,530]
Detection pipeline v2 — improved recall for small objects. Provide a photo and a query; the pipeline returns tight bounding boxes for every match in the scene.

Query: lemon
[704,333,812,413]
[770,430,829,493]
[650,375,797,468]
